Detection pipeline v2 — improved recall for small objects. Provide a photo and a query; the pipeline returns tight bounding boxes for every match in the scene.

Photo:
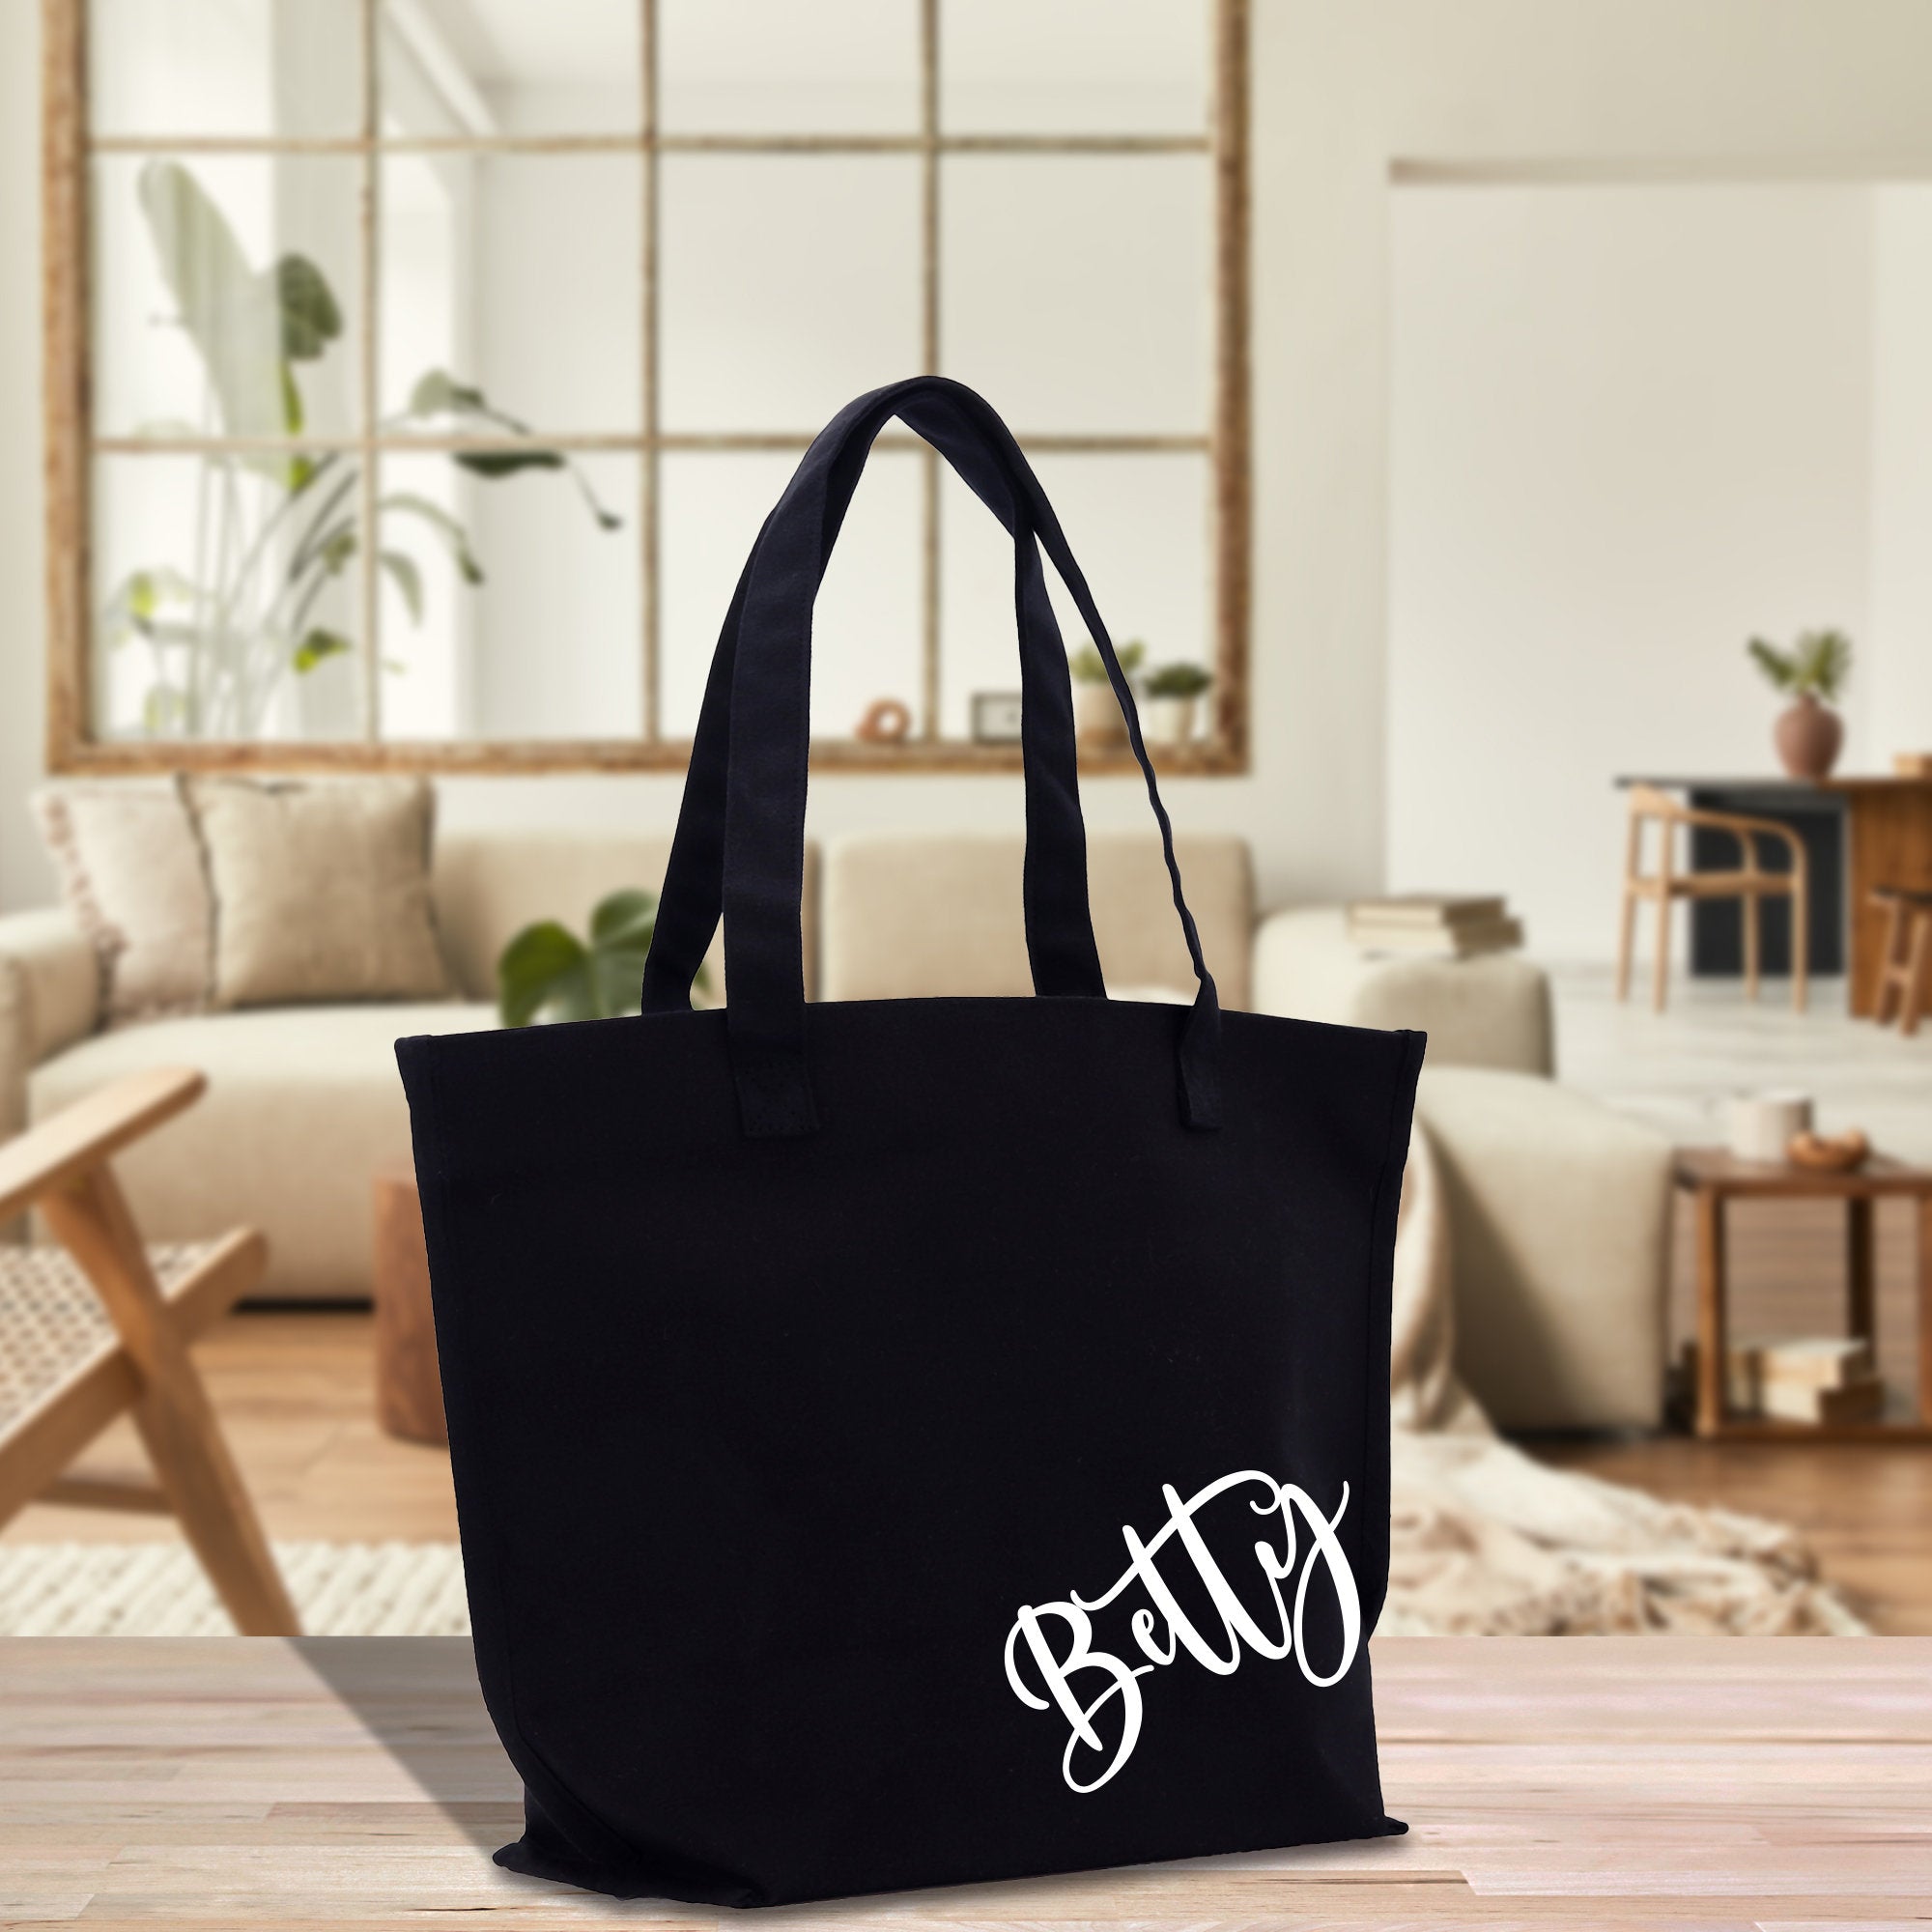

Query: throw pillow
[181,774,453,1008]
[31,781,213,1022]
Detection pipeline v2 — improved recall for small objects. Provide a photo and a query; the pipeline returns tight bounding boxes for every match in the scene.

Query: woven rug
[0,1541,469,1635]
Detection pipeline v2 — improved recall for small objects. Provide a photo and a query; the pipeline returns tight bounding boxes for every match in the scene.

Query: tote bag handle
[642,384,1102,1016]
[654,376,1222,1139]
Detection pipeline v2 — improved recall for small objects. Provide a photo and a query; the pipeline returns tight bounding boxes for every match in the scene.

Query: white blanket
[1382,1130,1866,1635]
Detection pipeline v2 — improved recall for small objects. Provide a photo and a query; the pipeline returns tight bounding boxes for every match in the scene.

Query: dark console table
[1617,775,1932,1013]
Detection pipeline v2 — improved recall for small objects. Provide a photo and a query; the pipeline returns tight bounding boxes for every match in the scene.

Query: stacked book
[1345,894,1523,959]
[1726,1336,1884,1425]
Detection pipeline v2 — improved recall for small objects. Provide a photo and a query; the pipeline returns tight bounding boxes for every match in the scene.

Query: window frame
[43,0,1250,775]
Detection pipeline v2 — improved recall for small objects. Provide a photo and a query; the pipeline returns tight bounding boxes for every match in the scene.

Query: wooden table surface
[2,1636,1929,1927]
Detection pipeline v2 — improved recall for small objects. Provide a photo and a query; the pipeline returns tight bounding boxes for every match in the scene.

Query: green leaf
[1748,630,1852,701]
[292,627,353,673]
[403,366,622,528]
[408,368,489,417]
[453,448,566,479]
[497,921,592,1027]
[137,159,286,441]
[102,567,200,644]
[142,566,201,608]
[1747,637,1795,693]
[378,492,486,586]
[584,947,644,1019]
[1146,661,1212,697]
[589,888,658,952]
[1068,639,1147,684]
[497,890,668,1025]
[273,253,343,360]
[279,359,304,437]
[379,549,424,623]
[1794,628,1853,701]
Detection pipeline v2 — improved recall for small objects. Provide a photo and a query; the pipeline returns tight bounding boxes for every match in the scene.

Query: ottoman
[1252,906,1554,1075]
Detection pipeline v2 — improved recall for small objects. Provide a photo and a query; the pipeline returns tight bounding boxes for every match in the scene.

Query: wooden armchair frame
[0,1066,298,1634]
[1617,783,1809,1013]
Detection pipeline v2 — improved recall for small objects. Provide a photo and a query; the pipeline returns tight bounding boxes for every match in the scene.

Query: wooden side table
[1674,1148,1932,1439]
[371,1169,445,1446]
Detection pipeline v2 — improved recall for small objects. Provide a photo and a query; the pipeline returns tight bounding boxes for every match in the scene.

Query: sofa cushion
[183,776,452,1009]
[819,833,1253,1009]
[32,781,212,1021]
[29,1004,497,1299]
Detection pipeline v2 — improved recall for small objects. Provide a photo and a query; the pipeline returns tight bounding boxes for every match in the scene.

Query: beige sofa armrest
[0,909,100,1139]
[1416,1067,1672,1431]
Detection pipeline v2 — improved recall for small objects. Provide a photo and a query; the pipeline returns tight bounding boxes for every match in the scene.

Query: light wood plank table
[2,1636,1929,1926]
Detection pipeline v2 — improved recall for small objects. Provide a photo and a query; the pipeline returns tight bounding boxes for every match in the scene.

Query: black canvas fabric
[397,376,1425,1909]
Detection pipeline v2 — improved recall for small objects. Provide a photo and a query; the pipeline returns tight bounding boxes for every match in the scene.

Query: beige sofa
[0,825,1669,1427]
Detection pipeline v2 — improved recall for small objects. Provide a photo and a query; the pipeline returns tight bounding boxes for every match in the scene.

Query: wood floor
[0,1310,462,1548]
[6,1299,1932,1632]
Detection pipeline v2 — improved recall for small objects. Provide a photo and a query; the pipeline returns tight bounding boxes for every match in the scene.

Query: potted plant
[1747,629,1852,781]
[1067,639,1147,748]
[1143,661,1213,746]
[497,889,708,1026]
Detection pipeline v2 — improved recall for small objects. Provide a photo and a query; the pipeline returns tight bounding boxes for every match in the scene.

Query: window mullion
[356,0,381,743]
[641,0,661,743]
[919,0,941,742]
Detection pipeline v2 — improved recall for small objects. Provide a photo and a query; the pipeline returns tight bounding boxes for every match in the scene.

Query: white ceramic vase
[1072,679,1127,747]
[1144,695,1198,747]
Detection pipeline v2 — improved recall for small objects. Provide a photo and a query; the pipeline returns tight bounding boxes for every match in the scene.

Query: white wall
[1388,185,1878,958]
[14,2,1932,937]
[1869,185,1932,767]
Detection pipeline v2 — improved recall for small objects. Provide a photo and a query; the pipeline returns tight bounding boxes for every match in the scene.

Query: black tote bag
[398,376,1424,1909]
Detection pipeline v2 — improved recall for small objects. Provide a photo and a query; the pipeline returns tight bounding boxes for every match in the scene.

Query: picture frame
[970,693,1025,745]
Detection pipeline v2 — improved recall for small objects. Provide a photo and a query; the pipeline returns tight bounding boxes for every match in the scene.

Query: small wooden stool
[371,1170,445,1445]
[1873,886,1932,1035]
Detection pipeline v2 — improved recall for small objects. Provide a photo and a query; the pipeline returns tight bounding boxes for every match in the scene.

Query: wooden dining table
[1,1634,1927,1925]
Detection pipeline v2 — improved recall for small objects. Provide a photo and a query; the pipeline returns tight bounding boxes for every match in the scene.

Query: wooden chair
[1873,886,1932,1036]
[1617,783,1808,1013]
[0,1066,298,1634]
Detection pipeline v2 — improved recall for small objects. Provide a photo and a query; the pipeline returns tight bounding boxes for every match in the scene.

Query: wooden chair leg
[1789,862,1808,1015]
[38,1167,299,1636]
[1742,886,1761,1003]
[1617,811,1643,1003]
[1652,894,1673,1012]
[1904,913,1932,1039]
[1876,897,1905,1026]
[1616,888,1638,1002]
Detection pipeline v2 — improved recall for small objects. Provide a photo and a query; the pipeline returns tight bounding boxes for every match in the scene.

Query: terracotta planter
[1774,694,1844,781]
[1144,694,1198,747]
[1072,679,1126,747]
